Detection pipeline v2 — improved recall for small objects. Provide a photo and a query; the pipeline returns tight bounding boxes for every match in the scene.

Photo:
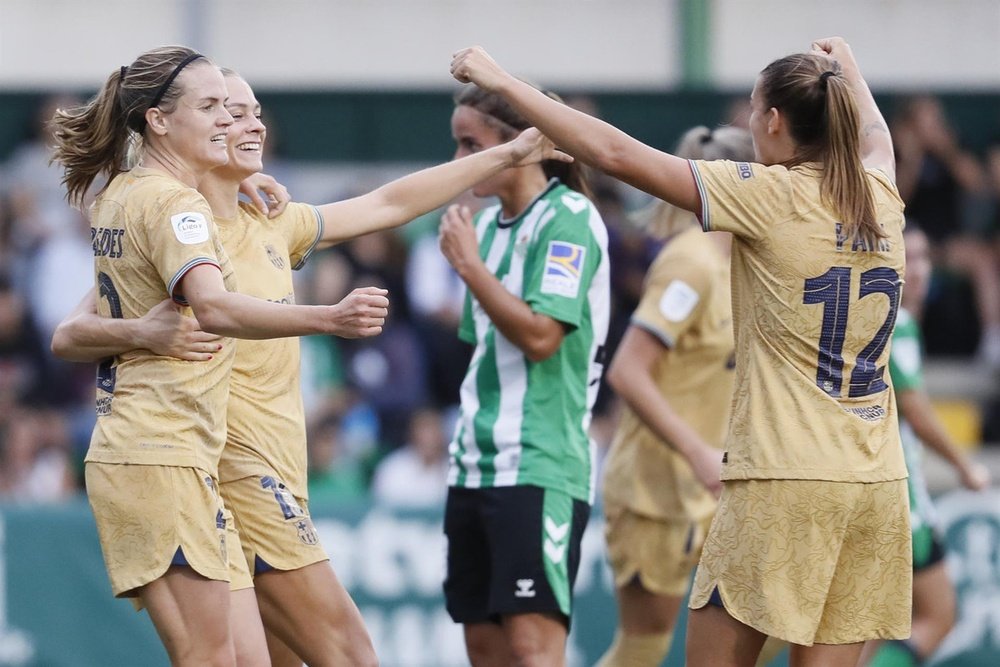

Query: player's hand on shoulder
[450,46,510,92]
[327,286,389,339]
[508,127,573,169]
[140,298,223,361]
[240,172,290,219]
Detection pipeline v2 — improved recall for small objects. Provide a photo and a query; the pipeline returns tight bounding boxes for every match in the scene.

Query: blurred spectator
[405,204,472,409]
[0,272,58,409]
[306,411,370,508]
[892,96,1000,367]
[0,408,77,503]
[371,406,449,508]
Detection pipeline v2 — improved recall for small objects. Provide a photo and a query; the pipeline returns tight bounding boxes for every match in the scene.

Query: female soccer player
[450,37,909,667]
[597,125,786,667]
[438,83,610,667]
[50,46,394,667]
[52,66,570,667]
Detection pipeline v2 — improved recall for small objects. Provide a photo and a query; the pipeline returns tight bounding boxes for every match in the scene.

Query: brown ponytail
[454,83,593,199]
[50,45,207,209]
[759,54,884,249]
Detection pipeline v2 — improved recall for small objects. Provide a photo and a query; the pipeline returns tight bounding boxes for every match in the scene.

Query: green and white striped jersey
[888,307,935,529]
[449,180,610,504]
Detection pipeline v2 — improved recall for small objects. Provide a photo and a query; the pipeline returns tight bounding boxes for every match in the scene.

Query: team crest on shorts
[541,241,586,298]
[296,518,319,546]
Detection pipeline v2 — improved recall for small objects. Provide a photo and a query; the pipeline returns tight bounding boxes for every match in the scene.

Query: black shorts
[443,485,590,627]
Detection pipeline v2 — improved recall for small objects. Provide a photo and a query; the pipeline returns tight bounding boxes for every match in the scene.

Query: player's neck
[198,174,240,220]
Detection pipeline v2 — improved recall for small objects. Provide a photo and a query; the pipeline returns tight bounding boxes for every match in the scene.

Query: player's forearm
[51,311,144,362]
[190,290,327,339]
[607,358,709,460]
[900,390,967,470]
[837,53,892,171]
[317,145,518,249]
[459,261,562,362]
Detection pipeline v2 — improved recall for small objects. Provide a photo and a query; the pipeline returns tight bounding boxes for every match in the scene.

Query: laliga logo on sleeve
[171,212,210,245]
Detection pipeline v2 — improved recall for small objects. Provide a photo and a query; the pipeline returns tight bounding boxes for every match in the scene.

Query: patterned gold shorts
[224,509,253,591]
[85,463,229,597]
[604,501,713,596]
[221,474,327,577]
[689,478,912,645]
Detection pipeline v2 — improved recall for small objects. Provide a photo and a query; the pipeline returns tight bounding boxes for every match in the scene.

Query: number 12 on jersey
[803,266,900,398]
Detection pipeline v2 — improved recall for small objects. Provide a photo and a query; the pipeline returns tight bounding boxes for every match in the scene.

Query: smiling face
[152,62,232,172]
[217,74,266,180]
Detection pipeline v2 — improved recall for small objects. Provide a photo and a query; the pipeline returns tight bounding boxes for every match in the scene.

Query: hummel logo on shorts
[515,578,536,598]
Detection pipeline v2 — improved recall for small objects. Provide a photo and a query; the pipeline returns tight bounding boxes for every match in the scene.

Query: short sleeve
[276,202,324,270]
[523,192,603,329]
[689,159,793,242]
[143,188,222,300]
[631,249,712,349]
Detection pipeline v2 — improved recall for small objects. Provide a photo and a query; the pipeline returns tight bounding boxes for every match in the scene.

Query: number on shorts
[802,266,900,398]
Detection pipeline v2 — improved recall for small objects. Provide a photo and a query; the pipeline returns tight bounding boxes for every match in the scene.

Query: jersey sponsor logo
[515,578,536,598]
[170,212,210,245]
[90,227,125,258]
[541,241,586,298]
[736,162,754,180]
[544,516,569,565]
[659,279,700,322]
[843,404,886,422]
[265,244,285,269]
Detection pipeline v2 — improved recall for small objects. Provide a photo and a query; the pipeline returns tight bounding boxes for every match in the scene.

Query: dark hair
[758,53,884,249]
[454,84,592,199]
[50,46,210,208]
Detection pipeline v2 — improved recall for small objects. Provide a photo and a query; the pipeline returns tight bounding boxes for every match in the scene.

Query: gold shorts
[603,501,712,597]
[689,478,912,646]
[221,475,327,577]
[225,509,254,591]
[85,463,229,597]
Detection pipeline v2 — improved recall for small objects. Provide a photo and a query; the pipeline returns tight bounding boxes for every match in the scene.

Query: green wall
[3,90,999,164]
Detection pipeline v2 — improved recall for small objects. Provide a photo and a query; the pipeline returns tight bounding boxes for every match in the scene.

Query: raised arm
[315,127,570,248]
[52,288,222,362]
[178,265,388,339]
[810,37,895,182]
[450,47,699,212]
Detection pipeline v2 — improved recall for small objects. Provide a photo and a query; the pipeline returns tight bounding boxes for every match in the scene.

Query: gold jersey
[215,201,323,498]
[602,225,735,520]
[689,160,906,482]
[85,167,237,472]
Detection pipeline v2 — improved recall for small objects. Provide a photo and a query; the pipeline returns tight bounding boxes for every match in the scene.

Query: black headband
[148,53,205,109]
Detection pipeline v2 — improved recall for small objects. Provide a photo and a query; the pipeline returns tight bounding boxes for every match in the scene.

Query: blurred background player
[597,125,783,667]
[860,222,992,667]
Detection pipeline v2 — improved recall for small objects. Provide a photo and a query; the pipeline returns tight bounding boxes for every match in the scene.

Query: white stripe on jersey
[582,206,610,504]
[492,203,554,486]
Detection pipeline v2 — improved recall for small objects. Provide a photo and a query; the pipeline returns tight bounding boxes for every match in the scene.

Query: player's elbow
[50,325,74,360]
[188,294,235,336]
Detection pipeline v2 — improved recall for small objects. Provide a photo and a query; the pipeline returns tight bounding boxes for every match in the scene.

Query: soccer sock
[594,629,673,667]
[755,636,788,666]
[868,639,923,667]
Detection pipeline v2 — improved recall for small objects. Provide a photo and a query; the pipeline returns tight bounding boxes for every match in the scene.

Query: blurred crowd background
[1,0,999,510]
